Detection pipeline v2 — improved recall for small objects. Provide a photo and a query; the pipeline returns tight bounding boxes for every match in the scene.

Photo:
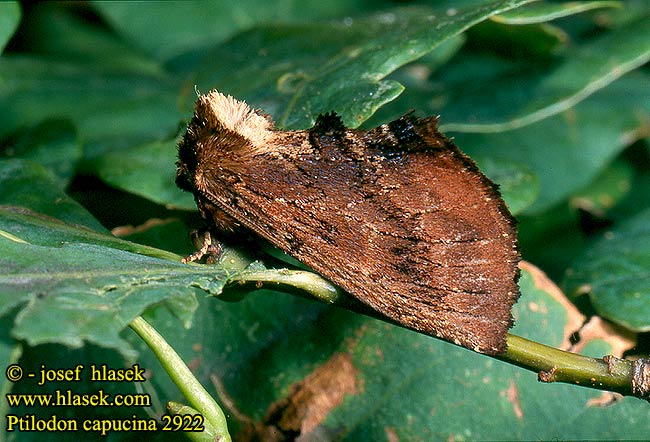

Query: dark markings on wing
[188,114,519,354]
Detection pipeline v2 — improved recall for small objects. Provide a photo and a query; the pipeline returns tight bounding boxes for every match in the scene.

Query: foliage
[1,1,649,441]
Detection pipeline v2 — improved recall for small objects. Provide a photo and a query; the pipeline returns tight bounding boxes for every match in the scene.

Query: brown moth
[176,90,520,355]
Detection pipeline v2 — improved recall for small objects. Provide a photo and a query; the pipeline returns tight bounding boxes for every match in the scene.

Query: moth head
[176,90,276,192]
[176,112,202,193]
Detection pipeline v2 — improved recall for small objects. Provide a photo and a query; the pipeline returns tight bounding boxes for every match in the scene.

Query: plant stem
[167,402,222,442]
[230,269,346,303]
[129,316,232,442]
[503,334,648,399]
[0,344,23,442]
[226,268,650,401]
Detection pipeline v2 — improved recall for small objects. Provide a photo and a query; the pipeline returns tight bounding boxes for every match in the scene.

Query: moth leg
[182,229,223,264]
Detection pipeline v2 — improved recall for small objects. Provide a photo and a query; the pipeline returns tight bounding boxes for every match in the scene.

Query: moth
[176,90,520,355]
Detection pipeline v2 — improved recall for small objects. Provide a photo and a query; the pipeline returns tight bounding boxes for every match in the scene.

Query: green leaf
[0,55,181,157]
[0,205,225,356]
[92,138,195,210]
[445,12,650,132]
[129,265,650,441]
[190,1,538,130]
[0,159,105,231]
[375,12,650,133]
[564,207,650,332]
[16,2,163,75]
[493,1,622,25]
[570,158,635,216]
[0,1,21,54]
[0,160,229,356]
[1,119,81,185]
[92,0,382,61]
[456,72,650,213]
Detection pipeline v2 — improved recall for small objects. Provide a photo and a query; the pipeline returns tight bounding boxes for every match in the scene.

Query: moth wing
[194,119,519,354]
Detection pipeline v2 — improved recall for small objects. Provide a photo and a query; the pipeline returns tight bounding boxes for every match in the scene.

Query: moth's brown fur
[177,90,520,354]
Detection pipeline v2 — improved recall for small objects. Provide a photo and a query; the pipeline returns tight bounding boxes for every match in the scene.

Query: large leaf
[92,0,390,61]
[0,1,20,54]
[125,265,650,441]
[0,119,81,186]
[0,160,222,356]
[0,159,104,231]
[0,56,180,157]
[187,1,538,130]
[456,72,650,213]
[15,2,163,75]
[370,9,650,134]
[92,138,195,210]
[493,0,622,24]
[564,207,650,332]
[442,12,650,132]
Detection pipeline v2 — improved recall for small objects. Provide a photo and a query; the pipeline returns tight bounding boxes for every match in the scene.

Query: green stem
[503,334,644,397]
[0,344,23,442]
[129,316,232,442]
[167,402,222,442]
[225,268,650,401]
[230,269,346,304]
